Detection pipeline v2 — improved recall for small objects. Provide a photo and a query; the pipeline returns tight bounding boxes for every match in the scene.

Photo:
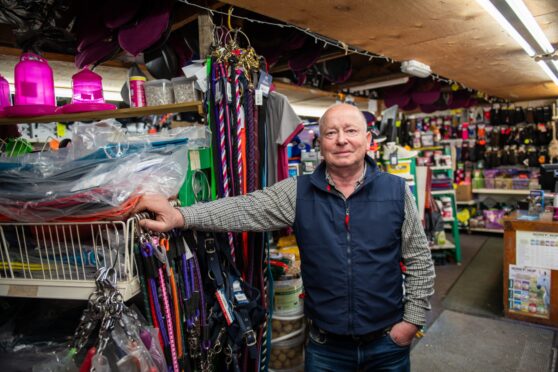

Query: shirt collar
[325,162,367,191]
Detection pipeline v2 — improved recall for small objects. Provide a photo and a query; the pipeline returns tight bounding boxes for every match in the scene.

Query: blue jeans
[305,327,410,372]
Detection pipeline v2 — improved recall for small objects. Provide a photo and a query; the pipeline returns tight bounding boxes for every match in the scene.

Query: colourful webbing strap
[206,57,217,200]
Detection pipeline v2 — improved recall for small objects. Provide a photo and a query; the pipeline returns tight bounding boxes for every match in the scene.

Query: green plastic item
[5,138,33,157]
[178,147,213,207]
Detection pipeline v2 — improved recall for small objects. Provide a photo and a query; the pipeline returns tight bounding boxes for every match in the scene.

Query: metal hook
[40,136,56,153]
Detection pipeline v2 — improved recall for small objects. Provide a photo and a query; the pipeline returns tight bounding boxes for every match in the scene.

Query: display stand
[503,211,558,326]
[431,189,462,263]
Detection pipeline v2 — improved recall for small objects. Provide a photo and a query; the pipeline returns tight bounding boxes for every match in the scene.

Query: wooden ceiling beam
[271,51,351,73]
[171,1,226,31]
[0,46,131,68]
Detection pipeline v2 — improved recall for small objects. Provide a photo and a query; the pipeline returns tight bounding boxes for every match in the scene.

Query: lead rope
[215,62,237,262]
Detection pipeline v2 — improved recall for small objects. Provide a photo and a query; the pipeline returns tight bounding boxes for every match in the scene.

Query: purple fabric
[283,32,307,51]
[384,94,410,108]
[411,89,440,105]
[288,40,322,71]
[382,78,415,97]
[74,1,111,53]
[411,80,440,104]
[419,103,437,113]
[440,92,453,105]
[362,111,376,124]
[321,57,352,83]
[448,90,472,109]
[118,0,173,56]
[402,100,418,111]
[103,0,141,29]
[168,33,194,71]
[75,39,119,69]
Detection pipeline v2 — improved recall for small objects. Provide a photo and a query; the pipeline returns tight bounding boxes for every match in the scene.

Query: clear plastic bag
[0,121,211,222]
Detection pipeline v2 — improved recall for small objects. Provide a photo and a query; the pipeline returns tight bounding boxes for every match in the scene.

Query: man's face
[319,105,371,170]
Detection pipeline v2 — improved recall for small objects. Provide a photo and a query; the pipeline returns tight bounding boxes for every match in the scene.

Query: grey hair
[318,103,368,132]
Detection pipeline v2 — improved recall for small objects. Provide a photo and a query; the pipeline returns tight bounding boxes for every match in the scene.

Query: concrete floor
[411,233,557,372]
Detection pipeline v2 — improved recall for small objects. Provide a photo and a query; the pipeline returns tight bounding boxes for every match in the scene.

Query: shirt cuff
[176,207,193,230]
[403,301,426,327]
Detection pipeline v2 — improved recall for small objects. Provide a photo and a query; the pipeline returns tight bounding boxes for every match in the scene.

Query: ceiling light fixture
[476,0,536,56]
[537,60,558,86]
[347,76,410,93]
[476,0,558,86]
[505,0,554,54]
[401,60,432,78]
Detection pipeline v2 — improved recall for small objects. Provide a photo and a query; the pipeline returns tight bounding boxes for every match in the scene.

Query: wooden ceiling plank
[222,0,558,100]
[171,1,225,31]
[0,46,130,68]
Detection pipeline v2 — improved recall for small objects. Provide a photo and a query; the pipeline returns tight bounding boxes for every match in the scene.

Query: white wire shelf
[431,189,455,196]
[469,227,504,234]
[430,241,456,250]
[0,218,140,300]
[457,200,476,205]
[472,188,531,195]
[430,166,453,171]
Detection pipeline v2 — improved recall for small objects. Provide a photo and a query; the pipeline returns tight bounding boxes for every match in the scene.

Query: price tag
[215,83,222,101]
[56,123,66,137]
[190,149,201,170]
[182,237,193,260]
[390,151,398,166]
[255,89,263,106]
[257,70,272,97]
[232,280,248,305]
[226,82,232,103]
[215,288,234,326]
[367,99,377,113]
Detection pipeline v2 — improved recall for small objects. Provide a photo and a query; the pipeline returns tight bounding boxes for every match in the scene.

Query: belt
[310,323,391,344]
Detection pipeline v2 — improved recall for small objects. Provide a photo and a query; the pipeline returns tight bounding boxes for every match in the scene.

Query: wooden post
[198,13,213,59]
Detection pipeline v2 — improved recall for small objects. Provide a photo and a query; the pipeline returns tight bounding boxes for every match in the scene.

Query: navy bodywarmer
[293,156,406,335]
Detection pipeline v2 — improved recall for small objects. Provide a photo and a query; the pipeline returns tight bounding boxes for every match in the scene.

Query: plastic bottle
[128,65,147,108]
[0,74,11,110]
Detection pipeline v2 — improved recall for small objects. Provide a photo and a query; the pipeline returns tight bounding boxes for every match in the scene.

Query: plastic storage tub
[272,312,305,341]
[172,77,199,103]
[145,79,174,106]
[270,330,305,371]
[274,276,303,315]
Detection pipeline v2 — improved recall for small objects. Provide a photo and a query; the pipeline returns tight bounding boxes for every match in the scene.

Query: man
[135,103,435,371]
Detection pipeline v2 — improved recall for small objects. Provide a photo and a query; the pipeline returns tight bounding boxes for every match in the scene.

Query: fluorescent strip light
[348,77,410,93]
[505,0,555,54]
[476,0,536,56]
[537,60,558,85]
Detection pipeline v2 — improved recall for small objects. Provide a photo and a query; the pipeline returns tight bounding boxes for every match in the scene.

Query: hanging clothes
[262,91,304,186]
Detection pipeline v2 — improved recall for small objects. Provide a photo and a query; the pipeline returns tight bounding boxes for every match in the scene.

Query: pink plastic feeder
[57,67,116,114]
[0,74,11,115]
[6,53,57,117]
[14,53,55,107]
[72,67,104,104]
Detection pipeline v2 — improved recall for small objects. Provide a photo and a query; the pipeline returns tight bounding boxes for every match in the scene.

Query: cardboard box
[456,183,472,201]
